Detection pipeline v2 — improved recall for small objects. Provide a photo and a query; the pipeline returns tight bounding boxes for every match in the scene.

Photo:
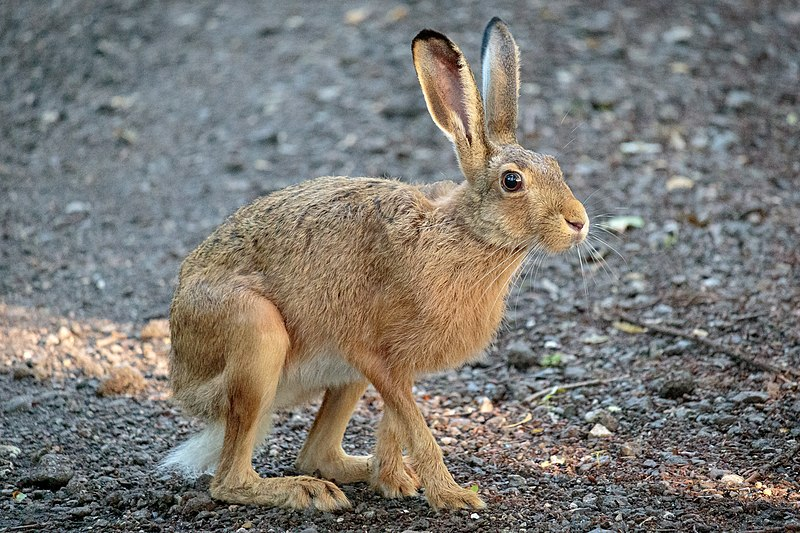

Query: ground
[1,1,799,532]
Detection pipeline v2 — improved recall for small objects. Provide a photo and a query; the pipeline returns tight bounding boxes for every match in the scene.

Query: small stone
[619,141,662,155]
[584,409,619,431]
[725,90,753,109]
[21,453,74,490]
[588,423,613,438]
[97,366,147,397]
[666,175,694,191]
[619,442,639,457]
[658,373,695,399]
[720,473,745,485]
[730,391,769,404]
[69,506,93,519]
[3,395,33,413]
[507,474,527,487]
[182,494,215,516]
[506,339,537,370]
[709,468,729,480]
[581,334,609,345]
[0,444,22,458]
[563,366,588,380]
[662,26,693,43]
[65,201,91,215]
[478,397,494,413]
[344,7,370,25]
[642,459,658,468]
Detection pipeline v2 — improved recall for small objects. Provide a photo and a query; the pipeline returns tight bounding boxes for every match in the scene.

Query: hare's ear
[481,17,520,144]
[413,29,489,183]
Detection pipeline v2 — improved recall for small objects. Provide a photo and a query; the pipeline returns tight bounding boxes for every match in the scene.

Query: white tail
[159,424,225,476]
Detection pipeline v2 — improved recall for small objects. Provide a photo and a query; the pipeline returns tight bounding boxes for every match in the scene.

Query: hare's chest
[406,273,514,372]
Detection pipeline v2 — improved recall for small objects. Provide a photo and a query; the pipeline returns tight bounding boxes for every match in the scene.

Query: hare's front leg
[207,294,350,511]
[295,381,373,483]
[367,370,485,510]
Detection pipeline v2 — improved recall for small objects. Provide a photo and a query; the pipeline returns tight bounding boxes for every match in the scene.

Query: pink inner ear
[432,53,472,145]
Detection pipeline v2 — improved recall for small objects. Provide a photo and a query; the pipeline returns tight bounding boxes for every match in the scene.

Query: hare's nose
[566,218,584,232]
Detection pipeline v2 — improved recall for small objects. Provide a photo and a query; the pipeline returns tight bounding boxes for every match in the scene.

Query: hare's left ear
[481,17,520,144]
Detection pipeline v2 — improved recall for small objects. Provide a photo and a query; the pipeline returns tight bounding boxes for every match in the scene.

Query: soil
[1,1,799,532]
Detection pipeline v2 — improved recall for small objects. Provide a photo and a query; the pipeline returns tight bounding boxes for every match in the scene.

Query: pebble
[619,141,662,155]
[0,444,22,458]
[657,373,695,399]
[584,409,620,431]
[720,473,745,484]
[69,506,94,518]
[506,339,537,370]
[662,26,694,43]
[182,494,215,516]
[725,90,753,109]
[730,391,769,404]
[507,474,527,487]
[3,395,33,413]
[709,468,729,480]
[21,453,74,490]
[588,423,613,438]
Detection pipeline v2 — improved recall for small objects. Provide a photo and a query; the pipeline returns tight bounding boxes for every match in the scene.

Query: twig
[528,375,629,402]
[741,527,800,533]
[3,524,50,532]
[745,440,800,483]
[612,311,800,379]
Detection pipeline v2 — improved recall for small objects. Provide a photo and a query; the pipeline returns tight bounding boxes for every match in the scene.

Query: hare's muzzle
[562,197,589,244]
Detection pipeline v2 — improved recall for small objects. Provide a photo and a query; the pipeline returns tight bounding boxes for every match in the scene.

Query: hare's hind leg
[208,294,349,512]
[295,381,373,483]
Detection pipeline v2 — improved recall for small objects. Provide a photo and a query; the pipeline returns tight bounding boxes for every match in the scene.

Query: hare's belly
[273,352,364,408]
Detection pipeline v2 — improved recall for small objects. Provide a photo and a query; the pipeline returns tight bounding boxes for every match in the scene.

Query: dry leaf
[503,412,532,428]
[612,320,648,334]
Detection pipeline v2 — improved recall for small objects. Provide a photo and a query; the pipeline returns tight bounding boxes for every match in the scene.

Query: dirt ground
[1,1,799,532]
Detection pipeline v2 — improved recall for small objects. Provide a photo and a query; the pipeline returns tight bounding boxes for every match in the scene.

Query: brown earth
[1,1,799,532]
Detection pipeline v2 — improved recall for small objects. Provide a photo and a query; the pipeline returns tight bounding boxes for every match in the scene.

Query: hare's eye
[501,171,523,192]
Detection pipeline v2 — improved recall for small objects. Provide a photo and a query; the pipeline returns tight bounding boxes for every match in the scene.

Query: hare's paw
[371,458,420,499]
[425,484,486,510]
[297,453,372,485]
[276,476,351,511]
[211,475,350,511]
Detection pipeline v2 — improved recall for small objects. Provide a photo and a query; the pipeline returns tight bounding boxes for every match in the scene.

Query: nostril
[566,218,585,232]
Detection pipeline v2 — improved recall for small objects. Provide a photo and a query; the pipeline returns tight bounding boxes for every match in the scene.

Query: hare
[163,17,588,511]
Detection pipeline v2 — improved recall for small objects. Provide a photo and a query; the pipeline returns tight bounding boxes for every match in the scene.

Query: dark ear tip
[482,17,510,57]
[413,28,449,44]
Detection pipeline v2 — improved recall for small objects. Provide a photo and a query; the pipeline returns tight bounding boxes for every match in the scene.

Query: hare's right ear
[413,30,489,183]
[481,17,520,144]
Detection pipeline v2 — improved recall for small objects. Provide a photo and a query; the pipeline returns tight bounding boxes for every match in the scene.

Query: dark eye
[501,171,523,192]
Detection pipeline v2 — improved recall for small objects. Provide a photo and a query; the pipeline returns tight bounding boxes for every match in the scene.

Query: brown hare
[163,17,588,511]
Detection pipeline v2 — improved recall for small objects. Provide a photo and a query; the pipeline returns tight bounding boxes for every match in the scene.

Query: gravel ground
[1,1,799,531]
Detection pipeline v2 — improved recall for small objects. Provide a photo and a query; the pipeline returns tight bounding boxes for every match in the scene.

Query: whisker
[577,245,589,302]
[585,240,620,282]
[569,121,585,135]
[589,234,628,266]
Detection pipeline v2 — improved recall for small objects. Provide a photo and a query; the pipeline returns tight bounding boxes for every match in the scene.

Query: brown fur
[165,18,588,511]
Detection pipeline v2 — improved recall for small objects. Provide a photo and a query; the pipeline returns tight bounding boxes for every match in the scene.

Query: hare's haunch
[163,18,588,511]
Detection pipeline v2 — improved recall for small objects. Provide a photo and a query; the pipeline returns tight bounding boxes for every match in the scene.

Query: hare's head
[413,18,588,253]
